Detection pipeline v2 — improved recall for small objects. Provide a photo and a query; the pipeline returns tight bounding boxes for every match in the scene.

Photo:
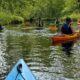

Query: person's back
[61,17,74,56]
[61,23,73,34]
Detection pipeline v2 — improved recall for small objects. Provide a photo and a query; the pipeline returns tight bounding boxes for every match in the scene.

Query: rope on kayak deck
[15,64,26,80]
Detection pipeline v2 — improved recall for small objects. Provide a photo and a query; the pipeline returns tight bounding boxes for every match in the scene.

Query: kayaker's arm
[70,26,74,33]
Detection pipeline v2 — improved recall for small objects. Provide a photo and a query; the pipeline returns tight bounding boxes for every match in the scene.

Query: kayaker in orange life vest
[61,17,74,55]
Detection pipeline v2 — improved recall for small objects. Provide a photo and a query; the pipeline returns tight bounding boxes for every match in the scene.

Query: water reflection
[61,41,74,57]
[0,27,80,80]
[62,57,75,78]
[0,32,7,80]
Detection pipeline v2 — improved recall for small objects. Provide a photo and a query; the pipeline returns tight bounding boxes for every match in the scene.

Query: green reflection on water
[2,24,80,80]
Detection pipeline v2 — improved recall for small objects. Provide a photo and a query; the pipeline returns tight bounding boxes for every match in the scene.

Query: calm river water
[0,25,80,80]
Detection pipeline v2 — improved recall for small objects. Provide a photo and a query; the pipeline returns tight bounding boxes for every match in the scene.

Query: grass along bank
[0,12,24,25]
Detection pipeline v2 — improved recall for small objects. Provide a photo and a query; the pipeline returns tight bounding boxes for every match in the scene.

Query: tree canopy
[0,0,80,24]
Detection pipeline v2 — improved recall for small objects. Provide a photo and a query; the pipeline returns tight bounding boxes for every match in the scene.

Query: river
[0,25,80,80]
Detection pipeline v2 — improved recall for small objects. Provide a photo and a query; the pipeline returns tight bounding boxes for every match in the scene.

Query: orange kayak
[77,20,80,28]
[48,26,57,31]
[51,32,80,45]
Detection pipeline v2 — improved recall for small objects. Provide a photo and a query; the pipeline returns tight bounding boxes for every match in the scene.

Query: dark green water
[0,25,80,80]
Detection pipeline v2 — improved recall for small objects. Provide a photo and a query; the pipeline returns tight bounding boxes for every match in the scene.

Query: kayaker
[61,17,74,55]
[61,17,74,34]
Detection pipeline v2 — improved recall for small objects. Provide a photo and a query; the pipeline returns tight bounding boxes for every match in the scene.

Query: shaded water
[0,25,80,80]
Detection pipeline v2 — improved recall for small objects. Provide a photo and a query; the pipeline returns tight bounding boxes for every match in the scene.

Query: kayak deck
[5,59,36,80]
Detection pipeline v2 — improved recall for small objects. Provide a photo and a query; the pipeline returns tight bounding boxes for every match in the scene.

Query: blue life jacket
[61,23,73,34]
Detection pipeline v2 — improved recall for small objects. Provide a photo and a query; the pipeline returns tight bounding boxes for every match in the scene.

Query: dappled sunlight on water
[0,27,80,80]
[0,33,8,79]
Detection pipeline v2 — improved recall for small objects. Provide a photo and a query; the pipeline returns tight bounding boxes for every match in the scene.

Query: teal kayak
[5,59,36,80]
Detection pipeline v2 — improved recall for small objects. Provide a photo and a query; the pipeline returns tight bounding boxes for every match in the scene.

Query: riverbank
[0,11,80,26]
[0,12,24,25]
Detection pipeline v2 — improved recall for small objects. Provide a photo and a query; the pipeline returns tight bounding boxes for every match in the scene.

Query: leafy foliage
[0,0,80,24]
